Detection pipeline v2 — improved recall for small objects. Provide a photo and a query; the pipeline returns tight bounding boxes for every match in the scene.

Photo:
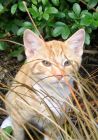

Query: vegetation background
[0,0,98,139]
[0,0,98,56]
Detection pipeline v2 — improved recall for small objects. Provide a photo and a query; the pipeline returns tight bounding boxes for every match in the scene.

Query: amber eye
[64,60,70,66]
[42,60,51,67]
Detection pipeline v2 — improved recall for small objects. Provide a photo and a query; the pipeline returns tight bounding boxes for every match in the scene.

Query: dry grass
[0,67,98,140]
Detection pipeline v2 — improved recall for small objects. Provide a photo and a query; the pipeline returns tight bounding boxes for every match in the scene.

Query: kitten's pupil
[64,60,70,66]
[42,60,51,67]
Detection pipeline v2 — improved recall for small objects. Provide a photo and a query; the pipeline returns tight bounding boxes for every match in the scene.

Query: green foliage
[0,0,98,57]
[3,126,13,135]
[0,42,7,50]
[0,126,13,140]
[52,22,70,39]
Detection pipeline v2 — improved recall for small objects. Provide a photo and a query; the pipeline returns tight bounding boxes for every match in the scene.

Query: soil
[0,52,24,125]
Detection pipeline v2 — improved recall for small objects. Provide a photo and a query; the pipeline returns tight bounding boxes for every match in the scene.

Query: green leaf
[45,7,58,14]
[31,4,38,12]
[17,27,26,36]
[81,10,89,16]
[56,12,65,18]
[38,0,42,2]
[68,12,76,19]
[29,9,38,18]
[43,13,49,20]
[52,26,63,37]
[42,0,48,5]
[85,32,90,45]
[31,0,37,5]
[29,4,38,18]
[13,19,23,26]
[51,0,59,6]
[3,126,13,135]
[0,3,4,12]
[52,23,70,39]
[39,6,43,13]
[0,126,13,140]
[0,33,6,38]
[11,4,17,15]
[80,13,93,26]
[0,42,7,50]
[93,12,98,20]
[11,24,19,34]
[22,21,32,27]
[87,0,98,9]
[55,21,65,26]
[71,22,80,30]
[61,25,70,39]
[73,3,81,16]
[67,0,77,3]
[18,1,26,12]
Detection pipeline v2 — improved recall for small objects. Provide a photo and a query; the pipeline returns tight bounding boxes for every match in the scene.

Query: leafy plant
[0,0,98,57]
[0,126,13,140]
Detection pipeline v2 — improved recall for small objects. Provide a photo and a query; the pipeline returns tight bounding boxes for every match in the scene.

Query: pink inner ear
[65,29,85,56]
[26,33,34,43]
[23,29,44,59]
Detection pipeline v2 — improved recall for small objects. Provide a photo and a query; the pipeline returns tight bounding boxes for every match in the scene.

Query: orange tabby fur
[6,29,85,140]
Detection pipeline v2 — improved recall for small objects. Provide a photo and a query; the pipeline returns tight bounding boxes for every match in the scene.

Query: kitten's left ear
[65,29,85,56]
[23,29,44,58]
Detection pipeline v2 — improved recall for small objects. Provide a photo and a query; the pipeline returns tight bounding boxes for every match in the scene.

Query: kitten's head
[23,29,85,83]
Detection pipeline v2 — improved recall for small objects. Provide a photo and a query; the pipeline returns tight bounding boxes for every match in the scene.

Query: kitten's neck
[33,79,74,102]
[33,79,74,117]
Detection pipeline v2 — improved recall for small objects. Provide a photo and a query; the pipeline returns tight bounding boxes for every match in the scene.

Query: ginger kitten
[5,29,85,140]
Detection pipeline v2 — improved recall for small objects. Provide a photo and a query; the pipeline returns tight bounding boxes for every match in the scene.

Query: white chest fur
[33,79,73,117]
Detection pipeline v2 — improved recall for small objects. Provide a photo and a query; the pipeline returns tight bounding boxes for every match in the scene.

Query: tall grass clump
[0,66,98,140]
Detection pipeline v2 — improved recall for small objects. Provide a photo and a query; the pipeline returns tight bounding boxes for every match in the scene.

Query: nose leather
[52,67,65,81]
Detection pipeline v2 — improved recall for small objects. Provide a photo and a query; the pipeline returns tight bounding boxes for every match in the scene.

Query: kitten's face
[23,29,85,83]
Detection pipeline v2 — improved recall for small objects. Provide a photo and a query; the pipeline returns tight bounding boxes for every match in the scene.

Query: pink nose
[55,75,63,80]
[51,67,65,81]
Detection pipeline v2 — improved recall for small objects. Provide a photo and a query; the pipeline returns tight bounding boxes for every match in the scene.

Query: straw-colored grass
[0,67,98,140]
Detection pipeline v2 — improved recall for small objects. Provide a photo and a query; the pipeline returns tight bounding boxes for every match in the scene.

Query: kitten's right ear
[23,29,44,58]
[65,29,85,57]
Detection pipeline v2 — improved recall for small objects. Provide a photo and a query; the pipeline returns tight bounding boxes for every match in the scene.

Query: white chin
[33,78,73,101]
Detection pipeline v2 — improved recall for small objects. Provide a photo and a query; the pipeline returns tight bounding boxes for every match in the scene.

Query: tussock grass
[0,67,98,140]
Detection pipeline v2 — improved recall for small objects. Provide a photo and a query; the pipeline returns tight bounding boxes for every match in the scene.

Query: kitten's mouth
[50,75,72,84]
[33,78,73,102]
[33,75,72,88]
